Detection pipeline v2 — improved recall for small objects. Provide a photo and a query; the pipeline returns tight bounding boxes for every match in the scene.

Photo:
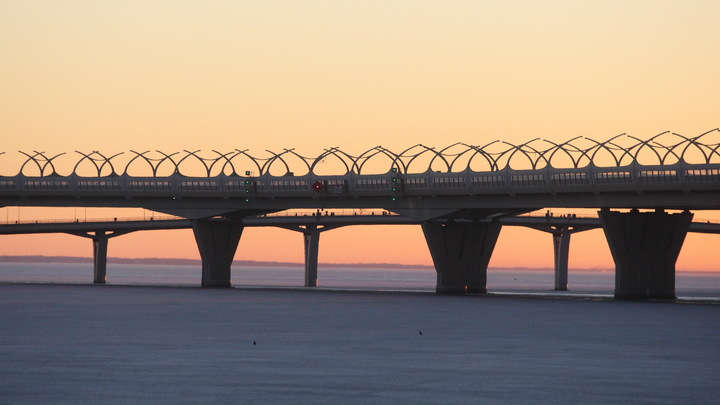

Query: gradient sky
[1,1,719,271]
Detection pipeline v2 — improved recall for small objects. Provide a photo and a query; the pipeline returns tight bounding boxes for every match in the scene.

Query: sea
[1,262,719,299]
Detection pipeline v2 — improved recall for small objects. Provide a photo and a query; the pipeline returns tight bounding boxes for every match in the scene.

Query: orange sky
[1,1,719,271]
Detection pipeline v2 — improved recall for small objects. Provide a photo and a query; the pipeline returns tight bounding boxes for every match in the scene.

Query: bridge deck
[1,162,720,216]
[0,214,718,235]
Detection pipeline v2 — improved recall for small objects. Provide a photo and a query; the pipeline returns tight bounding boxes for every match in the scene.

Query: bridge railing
[0,215,185,226]
[0,162,719,199]
[3,212,719,226]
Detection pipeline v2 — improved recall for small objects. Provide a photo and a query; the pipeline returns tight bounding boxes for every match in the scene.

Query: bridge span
[2,132,720,298]
[1,212,719,297]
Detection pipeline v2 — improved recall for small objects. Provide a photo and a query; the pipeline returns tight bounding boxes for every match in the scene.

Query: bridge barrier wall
[1,163,718,202]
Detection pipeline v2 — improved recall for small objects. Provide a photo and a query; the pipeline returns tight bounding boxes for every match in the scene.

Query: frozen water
[0,263,719,298]
[1,284,718,404]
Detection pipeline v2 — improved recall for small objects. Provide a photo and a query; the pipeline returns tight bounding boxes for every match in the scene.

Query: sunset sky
[1,1,719,271]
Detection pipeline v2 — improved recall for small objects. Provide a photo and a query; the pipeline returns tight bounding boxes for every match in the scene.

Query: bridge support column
[599,209,692,300]
[92,231,109,284]
[304,225,320,287]
[422,221,501,295]
[192,218,244,288]
[552,230,571,291]
[70,230,131,284]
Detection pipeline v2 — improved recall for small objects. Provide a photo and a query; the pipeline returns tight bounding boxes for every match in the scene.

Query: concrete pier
[599,209,693,299]
[552,230,571,291]
[422,220,501,294]
[303,225,320,287]
[191,218,244,287]
[68,229,131,284]
[276,222,343,288]
[92,231,109,284]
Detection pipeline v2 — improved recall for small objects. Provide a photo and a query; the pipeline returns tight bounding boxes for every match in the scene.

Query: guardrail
[0,215,184,226]
[1,162,719,200]
[2,212,719,226]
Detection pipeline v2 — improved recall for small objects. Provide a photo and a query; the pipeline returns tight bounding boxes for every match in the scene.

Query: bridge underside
[83,209,699,299]
[1,204,709,299]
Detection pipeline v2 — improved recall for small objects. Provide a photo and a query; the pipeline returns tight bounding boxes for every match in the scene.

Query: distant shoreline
[0,254,608,273]
[0,254,435,270]
[0,255,717,273]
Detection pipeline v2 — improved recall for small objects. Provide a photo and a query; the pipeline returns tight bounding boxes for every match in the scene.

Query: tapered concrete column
[192,218,244,287]
[70,229,131,284]
[599,209,693,299]
[303,225,320,287]
[552,230,571,291]
[92,231,109,284]
[421,221,501,295]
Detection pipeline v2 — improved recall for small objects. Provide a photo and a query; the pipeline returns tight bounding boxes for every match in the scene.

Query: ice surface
[2,263,719,299]
[1,284,718,404]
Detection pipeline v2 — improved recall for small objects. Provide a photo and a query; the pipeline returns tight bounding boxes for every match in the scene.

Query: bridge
[2,213,719,293]
[1,130,720,298]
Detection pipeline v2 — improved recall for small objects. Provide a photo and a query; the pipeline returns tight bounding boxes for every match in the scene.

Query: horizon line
[0,254,717,273]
